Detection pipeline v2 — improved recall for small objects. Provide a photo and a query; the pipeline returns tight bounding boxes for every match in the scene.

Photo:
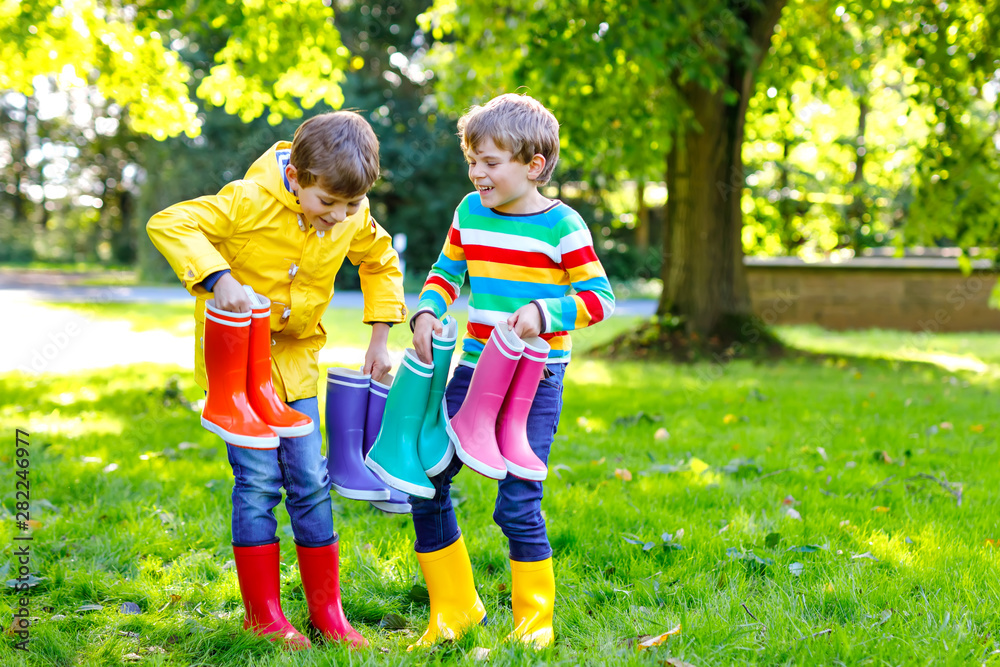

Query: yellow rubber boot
[408,536,487,650]
[507,557,555,648]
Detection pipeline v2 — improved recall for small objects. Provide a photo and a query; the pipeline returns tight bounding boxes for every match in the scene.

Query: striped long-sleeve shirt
[415,193,615,366]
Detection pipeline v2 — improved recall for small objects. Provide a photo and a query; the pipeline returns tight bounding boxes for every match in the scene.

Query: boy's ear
[527,154,547,181]
[285,163,299,189]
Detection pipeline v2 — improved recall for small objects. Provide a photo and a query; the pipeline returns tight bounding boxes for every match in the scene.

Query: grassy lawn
[2,313,999,665]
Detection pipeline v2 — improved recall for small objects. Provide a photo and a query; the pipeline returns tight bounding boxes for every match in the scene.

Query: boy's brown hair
[290,111,380,198]
[458,93,560,185]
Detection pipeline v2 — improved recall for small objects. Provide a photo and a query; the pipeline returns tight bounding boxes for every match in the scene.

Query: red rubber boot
[295,541,368,648]
[232,542,311,650]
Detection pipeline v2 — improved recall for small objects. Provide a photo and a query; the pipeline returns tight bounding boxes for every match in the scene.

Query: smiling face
[465,137,550,215]
[285,164,365,232]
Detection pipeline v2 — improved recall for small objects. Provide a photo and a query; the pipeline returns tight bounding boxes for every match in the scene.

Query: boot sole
[422,441,455,477]
[502,457,547,482]
[269,422,315,438]
[447,421,507,480]
[202,417,279,449]
[332,483,391,501]
[364,456,435,499]
[370,499,412,514]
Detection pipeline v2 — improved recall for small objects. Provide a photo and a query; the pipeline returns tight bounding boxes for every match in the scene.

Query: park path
[1,270,655,374]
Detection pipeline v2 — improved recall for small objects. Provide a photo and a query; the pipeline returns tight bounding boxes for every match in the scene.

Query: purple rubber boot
[363,374,412,514]
[326,368,390,501]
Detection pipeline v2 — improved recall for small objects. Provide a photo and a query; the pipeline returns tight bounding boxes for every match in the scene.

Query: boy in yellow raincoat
[147,111,406,650]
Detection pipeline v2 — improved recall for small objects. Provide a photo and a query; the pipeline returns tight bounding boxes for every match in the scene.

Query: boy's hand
[413,312,443,364]
[365,323,393,382]
[507,303,542,338]
[213,273,253,313]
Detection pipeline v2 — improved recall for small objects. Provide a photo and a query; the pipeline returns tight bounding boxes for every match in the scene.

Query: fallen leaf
[636,623,682,650]
[782,495,796,505]
[723,414,738,424]
[688,458,710,476]
[985,539,1000,547]
[764,532,781,549]
[26,519,42,530]
[787,545,821,553]
[5,574,44,589]
[470,647,491,660]
[662,658,696,667]
[118,602,141,615]
[875,609,892,626]
[718,524,730,535]
[378,613,408,630]
[591,457,606,465]
[789,562,804,576]
[615,468,633,482]
[123,653,143,662]
[970,424,985,433]
[654,428,670,441]
[76,604,104,613]
[872,506,891,513]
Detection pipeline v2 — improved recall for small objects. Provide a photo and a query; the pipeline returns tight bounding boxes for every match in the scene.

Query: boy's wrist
[409,308,438,332]
[369,322,391,344]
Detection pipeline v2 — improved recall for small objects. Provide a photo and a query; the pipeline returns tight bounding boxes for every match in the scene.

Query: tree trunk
[657,0,786,337]
[635,179,649,251]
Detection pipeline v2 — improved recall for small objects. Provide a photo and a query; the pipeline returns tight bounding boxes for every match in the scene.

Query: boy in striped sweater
[407,93,615,648]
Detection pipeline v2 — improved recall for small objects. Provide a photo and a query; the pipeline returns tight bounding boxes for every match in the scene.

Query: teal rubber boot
[418,316,458,476]
[364,349,436,499]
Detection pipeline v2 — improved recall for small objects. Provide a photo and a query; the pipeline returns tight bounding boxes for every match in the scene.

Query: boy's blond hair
[458,94,560,185]
[290,111,380,198]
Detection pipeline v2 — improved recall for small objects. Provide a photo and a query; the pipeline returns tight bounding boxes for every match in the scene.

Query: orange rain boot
[245,289,313,437]
[201,300,278,449]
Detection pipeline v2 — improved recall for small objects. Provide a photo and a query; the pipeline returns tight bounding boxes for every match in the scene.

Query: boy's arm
[531,214,616,334]
[345,206,407,325]
[146,181,249,296]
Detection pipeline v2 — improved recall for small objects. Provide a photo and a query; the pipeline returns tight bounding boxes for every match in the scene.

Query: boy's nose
[329,204,347,222]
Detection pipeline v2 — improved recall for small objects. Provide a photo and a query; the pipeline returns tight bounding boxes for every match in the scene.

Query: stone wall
[746,257,1000,332]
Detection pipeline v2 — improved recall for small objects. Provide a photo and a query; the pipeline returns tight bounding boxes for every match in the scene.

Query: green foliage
[0,0,356,138]
[417,0,772,180]
[0,0,199,138]
[744,0,1000,258]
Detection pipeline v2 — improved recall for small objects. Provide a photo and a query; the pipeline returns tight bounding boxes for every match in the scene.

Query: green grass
[2,317,1000,665]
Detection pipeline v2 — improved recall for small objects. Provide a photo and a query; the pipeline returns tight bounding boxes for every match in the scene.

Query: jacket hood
[244,141,302,213]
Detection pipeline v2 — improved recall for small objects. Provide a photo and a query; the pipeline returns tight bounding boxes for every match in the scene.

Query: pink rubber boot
[447,323,524,480]
[496,336,551,481]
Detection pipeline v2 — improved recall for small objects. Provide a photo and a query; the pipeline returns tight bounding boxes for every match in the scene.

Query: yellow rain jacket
[147,141,406,401]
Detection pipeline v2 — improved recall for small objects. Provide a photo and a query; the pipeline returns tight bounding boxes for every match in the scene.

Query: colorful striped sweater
[415,193,615,366]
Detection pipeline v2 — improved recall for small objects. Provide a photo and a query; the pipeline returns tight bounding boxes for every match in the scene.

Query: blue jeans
[410,363,565,562]
[226,397,335,548]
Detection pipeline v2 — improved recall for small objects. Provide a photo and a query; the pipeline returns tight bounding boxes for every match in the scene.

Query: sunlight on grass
[569,359,614,385]
[777,324,1000,374]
